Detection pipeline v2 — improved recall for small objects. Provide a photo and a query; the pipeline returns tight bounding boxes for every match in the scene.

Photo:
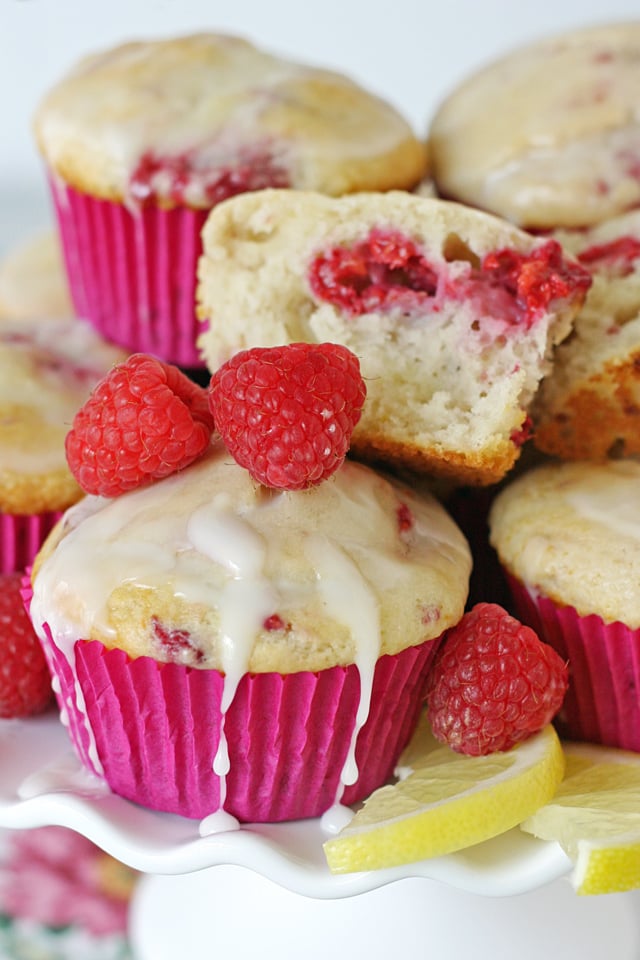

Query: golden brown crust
[351,429,519,488]
[533,351,640,460]
[0,468,82,515]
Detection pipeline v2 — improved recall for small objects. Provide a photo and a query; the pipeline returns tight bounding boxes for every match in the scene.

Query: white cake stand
[1,712,639,960]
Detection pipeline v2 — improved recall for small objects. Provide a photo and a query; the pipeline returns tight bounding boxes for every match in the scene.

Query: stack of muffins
[428,20,640,755]
[19,22,640,828]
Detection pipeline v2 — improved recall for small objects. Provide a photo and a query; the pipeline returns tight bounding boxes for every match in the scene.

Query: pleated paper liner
[506,572,640,752]
[49,177,208,368]
[0,512,62,576]
[30,611,443,822]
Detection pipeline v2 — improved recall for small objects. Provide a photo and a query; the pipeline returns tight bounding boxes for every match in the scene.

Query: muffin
[196,189,591,486]
[0,230,73,321]
[489,459,640,752]
[429,22,640,229]
[0,318,126,574]
[27,440,471,822]
[33,33,427,367]
[532,209,640,460]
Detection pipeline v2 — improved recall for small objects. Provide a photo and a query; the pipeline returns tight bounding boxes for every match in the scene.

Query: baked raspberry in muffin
[196,189,590,485]
[429,22,640,229]
[532,209,640,460]
[33,33,427,367]
[489,459,640,753]
[28,436,471,822]
[0,318,126,574]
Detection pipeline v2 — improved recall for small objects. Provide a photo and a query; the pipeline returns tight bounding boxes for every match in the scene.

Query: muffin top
[30,441,471,675]
[33,33,427,207]
[429,21,640,229]
[489,459,640,626]
[0,319,127,514]
[0,231,73,321]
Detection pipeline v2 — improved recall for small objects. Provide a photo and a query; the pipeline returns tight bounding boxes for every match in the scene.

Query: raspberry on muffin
[209,342,366,490]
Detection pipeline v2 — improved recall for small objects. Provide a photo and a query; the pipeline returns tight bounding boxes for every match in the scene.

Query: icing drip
[305,534,381,798]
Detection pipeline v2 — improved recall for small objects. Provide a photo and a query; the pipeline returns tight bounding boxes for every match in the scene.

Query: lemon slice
[521,741,640,895]
[324,719,565,874]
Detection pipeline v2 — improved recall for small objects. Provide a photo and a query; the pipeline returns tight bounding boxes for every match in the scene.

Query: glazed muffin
[533,210,640,460]
[429,22,640,229]
[33,33,427,367]
[196,189,591,486]
[0,319,126,574]
[489,459,640,752]
[0,230,73,321]
[28,440,471,822]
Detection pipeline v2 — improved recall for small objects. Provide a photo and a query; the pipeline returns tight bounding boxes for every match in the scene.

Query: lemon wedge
[324,718,565,874]
[521,741,640,895]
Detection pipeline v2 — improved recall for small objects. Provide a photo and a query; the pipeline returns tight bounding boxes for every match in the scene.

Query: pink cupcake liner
[49,177,209,368]
[0,512,62,576]
[28,594,443,821]
[506,573,640,751]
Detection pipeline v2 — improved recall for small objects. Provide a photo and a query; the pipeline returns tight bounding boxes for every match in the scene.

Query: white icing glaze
[564,460,640,542]
[35,34,418,204]
[305,534,380,798]
[198,809,241,837]
[30,442,470,817]
[320,803,355,835]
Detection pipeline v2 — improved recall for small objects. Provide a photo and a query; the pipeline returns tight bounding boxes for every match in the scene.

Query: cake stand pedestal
[130,866,640,960]
[2,714,640,960]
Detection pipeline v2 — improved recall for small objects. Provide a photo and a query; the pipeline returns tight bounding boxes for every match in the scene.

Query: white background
[2,0,640,252]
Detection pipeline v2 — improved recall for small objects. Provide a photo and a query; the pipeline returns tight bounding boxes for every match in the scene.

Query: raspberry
[309,229,439,317]
[425,602,568,756]
[578,235,640,277]
[0,573,53,718]
[130,145,290,206]
[480,240,592,327]
[65,354,215,497]
[309,231,591,330]
[208,342,366,490]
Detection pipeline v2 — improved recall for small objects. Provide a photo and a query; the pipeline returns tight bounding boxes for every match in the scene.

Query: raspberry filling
[0,330,112,389]
[151,616,204,665]
[130,145,290,206]
[396,502,414,534]
[577,235,640,277]
[309,230,440,316]
[309,231,591,329]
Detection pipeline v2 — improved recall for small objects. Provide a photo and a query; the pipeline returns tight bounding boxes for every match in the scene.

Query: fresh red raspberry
[208,342,366,490]
[425,602,568,756]
[0,573,53,718]
[65,354,215,498]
